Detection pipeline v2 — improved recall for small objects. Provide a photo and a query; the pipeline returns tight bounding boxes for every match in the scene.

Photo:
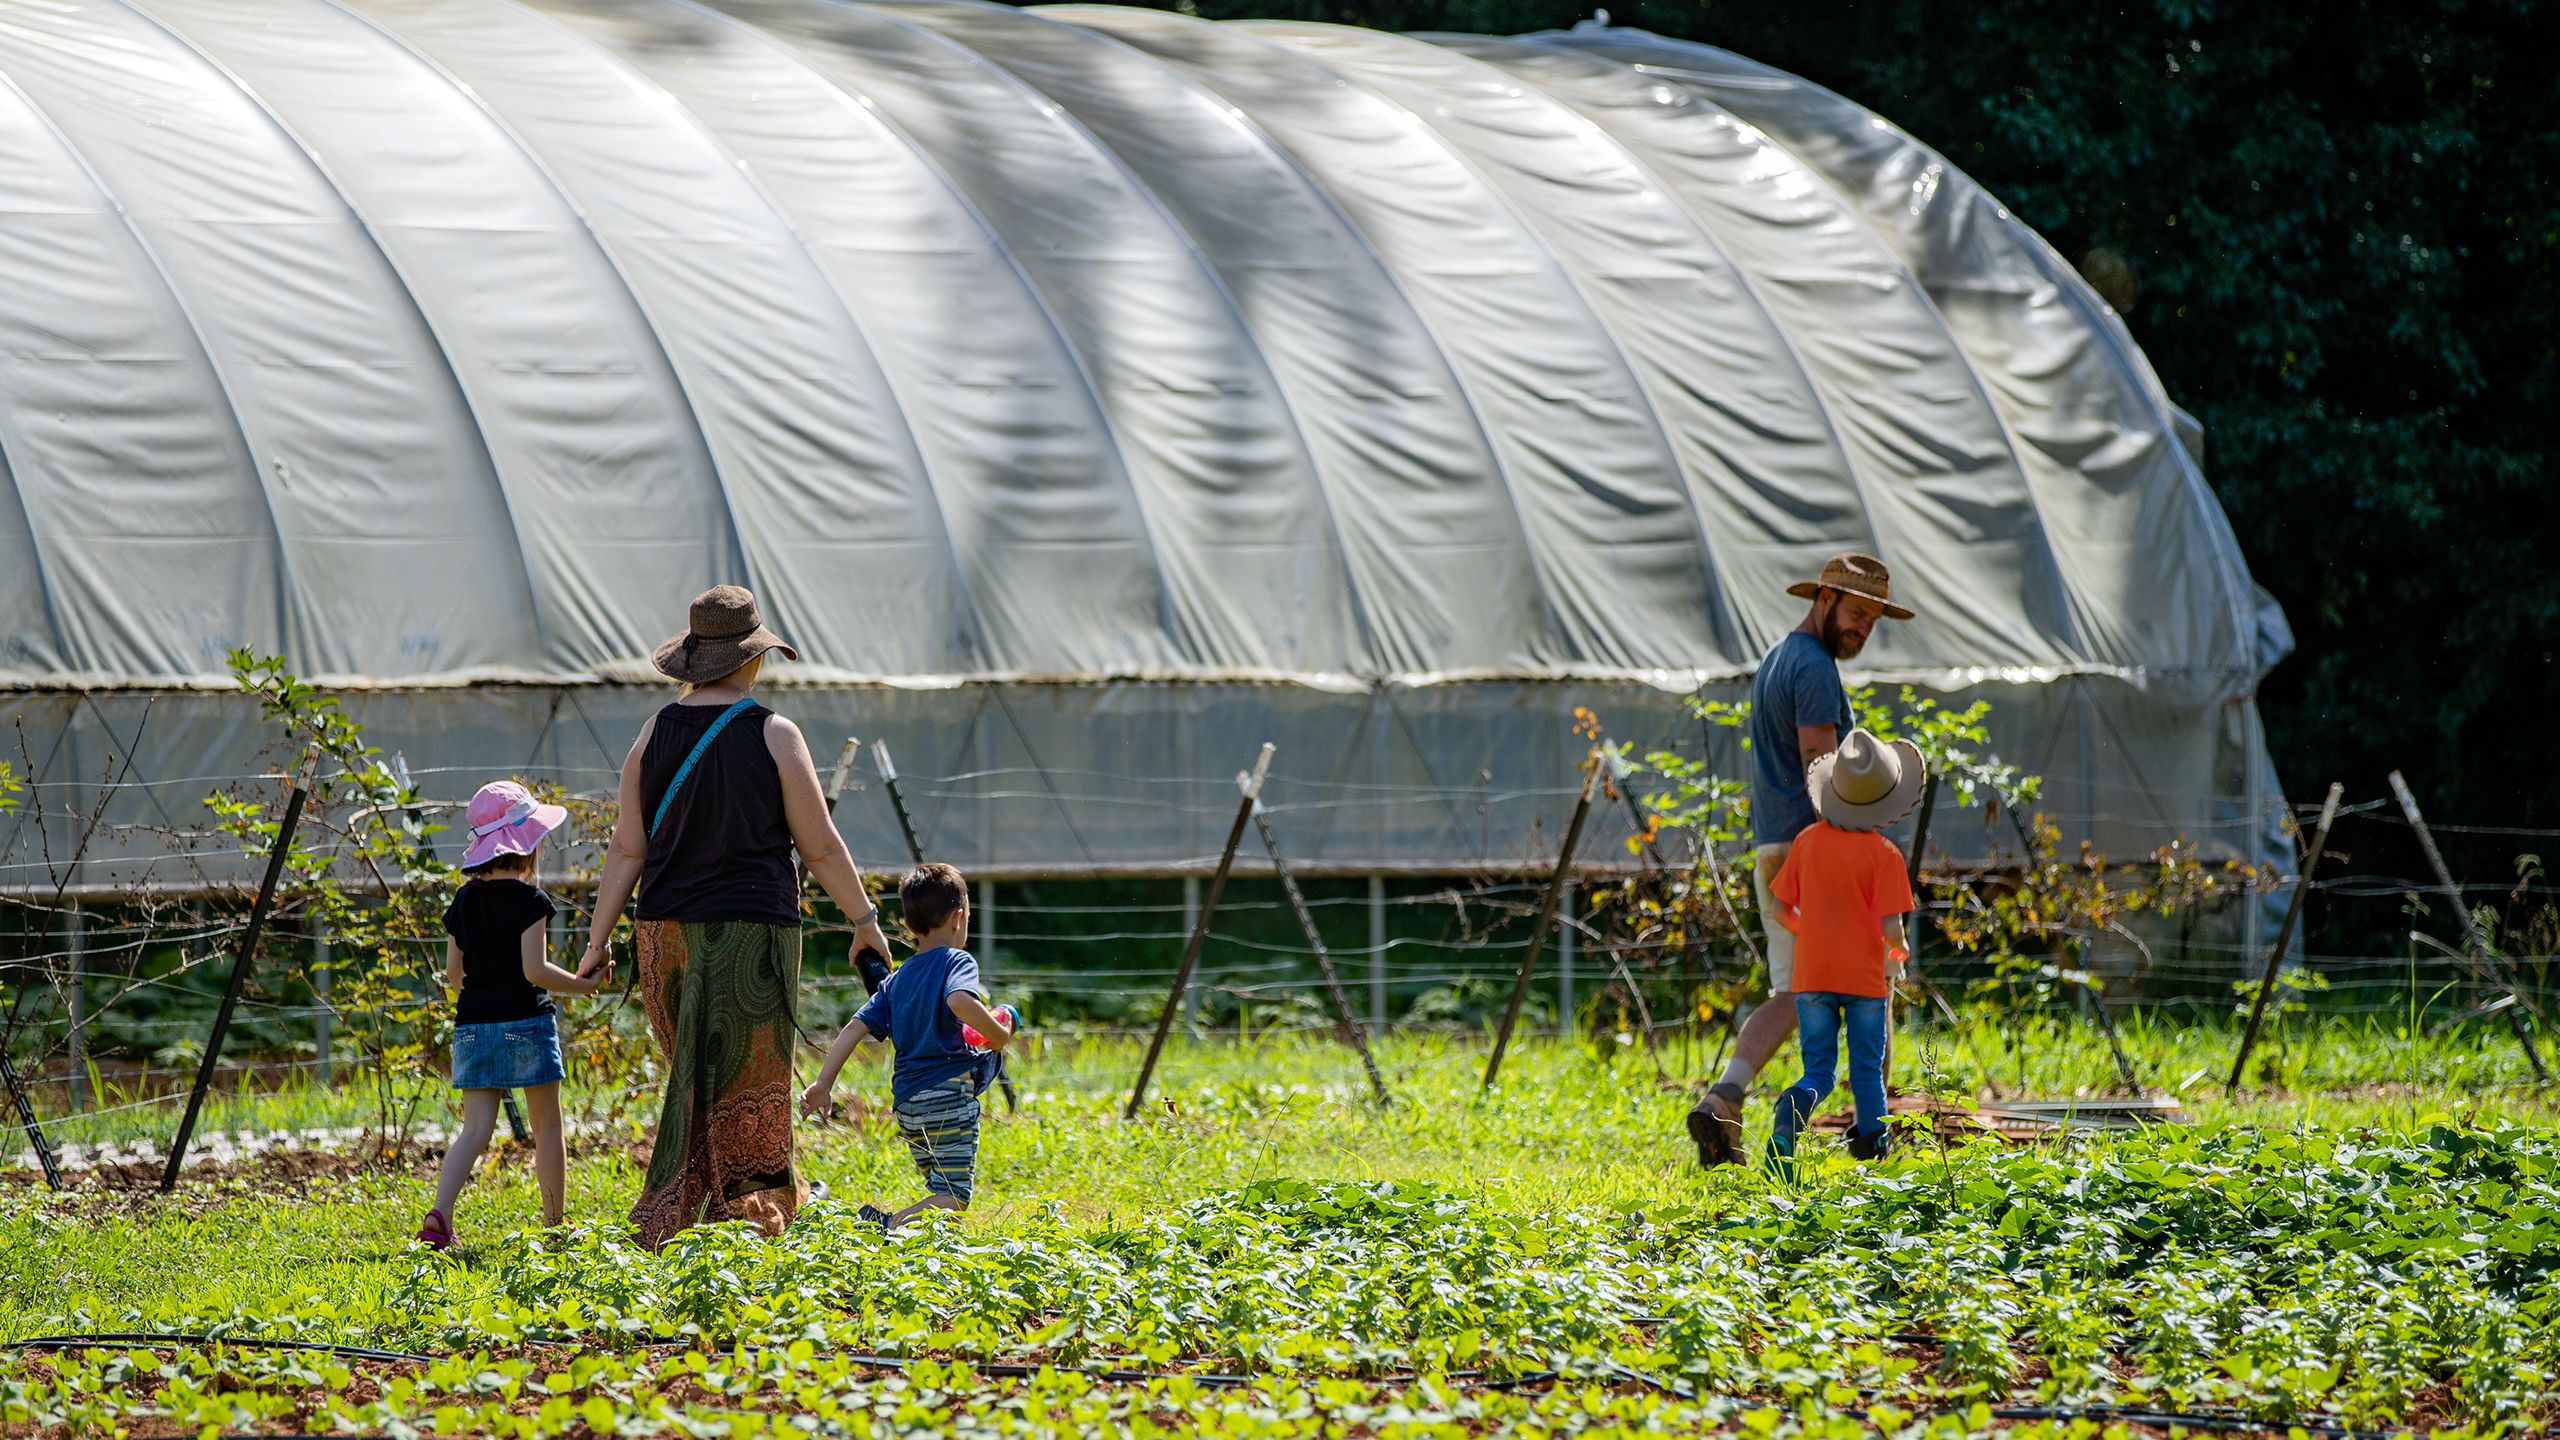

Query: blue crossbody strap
[648,696,759,839]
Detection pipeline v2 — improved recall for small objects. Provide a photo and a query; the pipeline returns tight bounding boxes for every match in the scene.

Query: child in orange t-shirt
[1765,729,1924,1166]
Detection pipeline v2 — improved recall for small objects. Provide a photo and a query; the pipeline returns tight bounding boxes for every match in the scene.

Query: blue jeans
[1772,992,1889,1157]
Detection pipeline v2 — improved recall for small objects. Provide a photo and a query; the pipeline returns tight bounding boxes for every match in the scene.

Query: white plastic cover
[0,1,2276,696]
[0,7,2290,883]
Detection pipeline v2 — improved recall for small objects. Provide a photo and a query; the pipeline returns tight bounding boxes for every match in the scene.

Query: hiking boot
[1847,1128,1892,1162]
[1685,1084,1746,1169]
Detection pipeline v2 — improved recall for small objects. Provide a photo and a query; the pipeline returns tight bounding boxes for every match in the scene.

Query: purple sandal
[416,1208,454,1251]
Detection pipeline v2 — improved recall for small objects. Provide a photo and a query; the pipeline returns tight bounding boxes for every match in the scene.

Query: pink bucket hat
[460,780,568,870]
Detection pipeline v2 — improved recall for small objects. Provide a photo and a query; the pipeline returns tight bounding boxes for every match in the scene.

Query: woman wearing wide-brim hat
[578,585,894,1249]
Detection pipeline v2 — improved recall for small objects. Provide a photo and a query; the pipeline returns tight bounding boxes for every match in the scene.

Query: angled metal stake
[2229,782,2342,1094]
[870,739,926,871]
[164,786,306,1191]
[868,739,1013,1110]
[1255,806,1390,1105]
[1128,744,1273,1119]
[1484,751,1600,1091]
[2389,770,2549,1081]
[1899,771,1960,1027]
[0,1043,61,1190]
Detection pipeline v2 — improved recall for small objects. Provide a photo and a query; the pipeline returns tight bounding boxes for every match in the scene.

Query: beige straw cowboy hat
[1807,728,1927,832]
[1786,553,1916,621]
[651,585,797,685]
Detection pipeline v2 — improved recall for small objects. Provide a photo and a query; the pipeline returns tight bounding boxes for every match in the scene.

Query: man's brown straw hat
[1786,553,1915,621]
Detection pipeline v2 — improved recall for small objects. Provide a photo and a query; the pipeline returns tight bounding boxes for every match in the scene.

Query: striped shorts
[893,1077,982,1204]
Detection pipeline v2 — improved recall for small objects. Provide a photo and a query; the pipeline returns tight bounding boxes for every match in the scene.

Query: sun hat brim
[1786,579,1916,621]
[649,625,797,685]
[1806,738,1927,832]
[460,800,569,870]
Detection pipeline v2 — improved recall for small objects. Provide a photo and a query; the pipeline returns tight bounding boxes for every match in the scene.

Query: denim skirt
[450,1013,565,1090]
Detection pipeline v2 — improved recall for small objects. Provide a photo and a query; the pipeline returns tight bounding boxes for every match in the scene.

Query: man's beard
[1822,613,1867,659]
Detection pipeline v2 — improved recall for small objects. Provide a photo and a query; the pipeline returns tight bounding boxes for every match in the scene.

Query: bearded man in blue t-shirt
[1687,553,1915,1168]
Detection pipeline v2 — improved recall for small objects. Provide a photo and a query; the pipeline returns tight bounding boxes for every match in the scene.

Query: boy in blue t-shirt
[801,862,1016,1229]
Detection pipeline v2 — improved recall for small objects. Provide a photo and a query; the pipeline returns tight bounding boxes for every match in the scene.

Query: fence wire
[4,766,2555,1160]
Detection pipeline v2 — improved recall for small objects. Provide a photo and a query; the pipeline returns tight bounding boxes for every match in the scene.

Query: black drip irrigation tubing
[3,1331,432,1365]
[6,1329,1560,1394]
[1973,1403,2437,1440]
[11,1331,2529,1438]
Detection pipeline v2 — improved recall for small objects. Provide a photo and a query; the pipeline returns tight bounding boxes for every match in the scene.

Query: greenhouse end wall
[2,678,2284,897]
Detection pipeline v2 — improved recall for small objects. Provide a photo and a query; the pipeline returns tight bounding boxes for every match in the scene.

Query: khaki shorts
[1754,841,1794,995]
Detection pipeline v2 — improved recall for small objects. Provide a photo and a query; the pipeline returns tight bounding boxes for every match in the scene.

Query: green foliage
[1610,688,2240,1030]
[1855,687,2041,820]
[0,758,20,815]
[1630,685,2042,868]
[5,1039,2558,1434]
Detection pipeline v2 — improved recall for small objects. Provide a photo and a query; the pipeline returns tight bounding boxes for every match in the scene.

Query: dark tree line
[1099,0,2560,843]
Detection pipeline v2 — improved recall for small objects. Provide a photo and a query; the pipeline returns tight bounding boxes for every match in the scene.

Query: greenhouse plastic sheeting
[2,677,2274,889]
[0,5,2290,901]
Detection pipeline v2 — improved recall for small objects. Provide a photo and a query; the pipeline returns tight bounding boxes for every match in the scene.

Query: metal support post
[1557,881,1575,1036]
[1128,745,1273,1119]
[2229,782,2342,1093]
[1255,808,1390,1104]
[65,903,85,1115]
[871,739,926,870]
[1484,752,1600,1090]
[1180,876,1202,1039]
[1899,772,1959,1026]
[866,739,1010,1108]
[313,931,332,1087]
[2390,770,2549,1079]
[0,1045,61,1189]
[1368,875,1387,1030]
[164,787,307,1191]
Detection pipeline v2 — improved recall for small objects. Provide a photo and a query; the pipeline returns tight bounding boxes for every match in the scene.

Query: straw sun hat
[651,585,797,685]
[1786,553,1915,621]
[1807,729,1927,832]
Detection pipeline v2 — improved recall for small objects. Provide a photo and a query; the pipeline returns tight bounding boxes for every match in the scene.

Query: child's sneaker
[416,1208,454,1251]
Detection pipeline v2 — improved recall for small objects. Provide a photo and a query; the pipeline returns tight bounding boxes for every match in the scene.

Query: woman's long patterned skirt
[628,920,806,1250]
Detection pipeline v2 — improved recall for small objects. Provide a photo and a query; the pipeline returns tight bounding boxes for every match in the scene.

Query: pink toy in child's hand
[961,1003,1018,1050]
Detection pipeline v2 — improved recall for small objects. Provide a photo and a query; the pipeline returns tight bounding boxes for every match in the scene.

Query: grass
[5,1019,2558,1437]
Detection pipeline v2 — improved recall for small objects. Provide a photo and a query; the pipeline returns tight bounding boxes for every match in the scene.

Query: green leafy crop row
[10,1116,2556,1436]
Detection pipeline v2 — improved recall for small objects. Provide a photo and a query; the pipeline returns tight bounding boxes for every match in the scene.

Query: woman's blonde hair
[678,650,763,699]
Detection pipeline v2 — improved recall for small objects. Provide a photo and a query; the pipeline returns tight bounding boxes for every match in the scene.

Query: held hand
[852,915,893,963]
[577,942,612,981]
[798,1081,835,1121]
[852,944,892,997]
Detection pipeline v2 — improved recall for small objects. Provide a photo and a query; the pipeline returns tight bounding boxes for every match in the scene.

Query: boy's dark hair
[462,850,536,878]
[900,862,969,935]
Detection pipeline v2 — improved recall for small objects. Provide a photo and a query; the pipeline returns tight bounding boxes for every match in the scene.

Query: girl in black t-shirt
[418,781,602,1251]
